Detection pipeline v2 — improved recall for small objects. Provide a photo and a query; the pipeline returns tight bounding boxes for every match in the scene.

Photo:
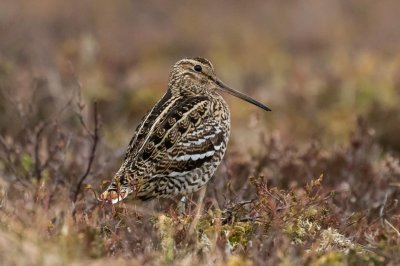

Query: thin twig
[384,219,400,237]
[34,122,49,181]
[72,101,100,203]
[0,135,19,177]
[379,192,389,227]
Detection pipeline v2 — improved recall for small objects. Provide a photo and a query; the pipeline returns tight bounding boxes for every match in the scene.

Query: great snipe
[101,58,270,204]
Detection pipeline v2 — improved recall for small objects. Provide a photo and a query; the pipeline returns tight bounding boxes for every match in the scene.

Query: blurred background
[1,0,400,149]
[1,1,400,264]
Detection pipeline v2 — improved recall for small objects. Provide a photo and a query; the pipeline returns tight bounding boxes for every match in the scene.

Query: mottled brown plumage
[101,58,270,203]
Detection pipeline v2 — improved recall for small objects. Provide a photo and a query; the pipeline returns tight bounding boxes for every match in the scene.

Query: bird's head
[169,57,271,111]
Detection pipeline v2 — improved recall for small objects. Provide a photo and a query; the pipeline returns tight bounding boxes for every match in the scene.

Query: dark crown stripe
[193,57,213,68]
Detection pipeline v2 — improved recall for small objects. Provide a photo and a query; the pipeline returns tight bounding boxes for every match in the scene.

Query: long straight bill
[215,79,271,111]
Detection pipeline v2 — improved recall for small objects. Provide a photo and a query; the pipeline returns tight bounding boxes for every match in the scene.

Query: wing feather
[131,96,226,172]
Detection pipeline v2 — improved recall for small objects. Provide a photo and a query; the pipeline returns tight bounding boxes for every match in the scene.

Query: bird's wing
[124,95,227,197]
[136,95,227,166]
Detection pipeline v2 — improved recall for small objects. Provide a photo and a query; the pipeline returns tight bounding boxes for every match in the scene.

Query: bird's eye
[194,65,202,72]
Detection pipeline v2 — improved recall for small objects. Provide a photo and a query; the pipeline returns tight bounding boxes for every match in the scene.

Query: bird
[100,57,270,204]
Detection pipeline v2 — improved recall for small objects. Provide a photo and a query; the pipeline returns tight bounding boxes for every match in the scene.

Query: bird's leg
[177,196,187,214]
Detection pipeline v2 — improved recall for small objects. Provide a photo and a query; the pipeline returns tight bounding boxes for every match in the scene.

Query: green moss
[20,153,34,174]
[155,215,175,264]
[223,222,254,248]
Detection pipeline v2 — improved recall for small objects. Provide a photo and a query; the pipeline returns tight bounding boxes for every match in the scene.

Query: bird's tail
[100,174,132,204]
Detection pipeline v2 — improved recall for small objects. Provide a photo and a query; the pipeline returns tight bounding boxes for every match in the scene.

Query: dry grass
[1,1,400,265]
